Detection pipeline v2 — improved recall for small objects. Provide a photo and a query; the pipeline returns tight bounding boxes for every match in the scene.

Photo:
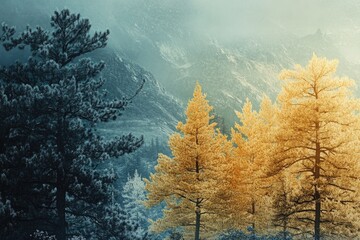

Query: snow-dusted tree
[0,195,16,238]
[28,230,57,240]
[122,170,148,238]
[97,202,140,240]
[145,83,235,240]
[273,55,360,239]
[0,10,143,240]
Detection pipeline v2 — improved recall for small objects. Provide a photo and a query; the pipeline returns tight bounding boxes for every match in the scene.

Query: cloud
[189,0,360,39]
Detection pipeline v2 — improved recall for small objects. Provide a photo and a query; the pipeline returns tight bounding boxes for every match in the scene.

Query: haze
[2,0,360,61]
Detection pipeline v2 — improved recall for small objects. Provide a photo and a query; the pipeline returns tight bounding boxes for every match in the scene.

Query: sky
[187,0,360,61]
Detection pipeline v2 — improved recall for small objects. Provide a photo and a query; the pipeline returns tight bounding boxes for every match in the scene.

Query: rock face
[93,48,184,143]
[105,0,360,129]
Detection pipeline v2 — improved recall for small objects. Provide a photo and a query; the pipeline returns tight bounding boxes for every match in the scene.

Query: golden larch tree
[145,83,234,240]
[231,97,278,235]
[274,54,360,239]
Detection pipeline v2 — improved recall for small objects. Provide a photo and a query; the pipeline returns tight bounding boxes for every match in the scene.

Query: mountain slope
[94,48,184,143]
[110,2,360,128]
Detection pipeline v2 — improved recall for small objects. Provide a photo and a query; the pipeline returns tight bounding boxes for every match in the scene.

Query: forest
[145,57,360,240]
[1,5,360,240]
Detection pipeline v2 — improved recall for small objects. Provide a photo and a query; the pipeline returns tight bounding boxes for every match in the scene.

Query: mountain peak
[315,28,323,38]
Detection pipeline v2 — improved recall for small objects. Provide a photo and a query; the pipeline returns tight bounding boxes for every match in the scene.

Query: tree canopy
[0,9,143,240]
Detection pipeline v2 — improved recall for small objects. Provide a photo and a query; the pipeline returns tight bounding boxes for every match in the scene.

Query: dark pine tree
[0,10,143,240]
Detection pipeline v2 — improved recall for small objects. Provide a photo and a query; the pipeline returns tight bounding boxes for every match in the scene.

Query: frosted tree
[273,55,360,239]
[231,97,278,235]
[28,230,57,240]
[122,170,148,238]
[145,83,235,240]
[0,10,143,240]
[97,202,141,240]
[0,196,16,238]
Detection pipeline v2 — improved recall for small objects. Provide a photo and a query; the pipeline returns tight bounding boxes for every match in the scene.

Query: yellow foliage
[274,54,360,239]
[145,83,235,239]
[145,55,360,239]
[231,96,278,234]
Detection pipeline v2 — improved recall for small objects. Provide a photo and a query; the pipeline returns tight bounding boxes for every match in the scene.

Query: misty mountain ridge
[118,25,360,128]
[101,1,360,128]
[93,48,184,143]
[2,0,360,132]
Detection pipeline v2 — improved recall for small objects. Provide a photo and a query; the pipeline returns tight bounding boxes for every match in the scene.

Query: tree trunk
[194,128,201,240]
[0,127,6,154]
[283,213,288,240]
[283,221,287,240]
[282,182,288,240]
[56,119,66,240]
[314,140,321,240]
[251,200,256,239]
[314,196,321,240]
[313,82,321,240]
[56,169,66,240]
[195,204,201,240]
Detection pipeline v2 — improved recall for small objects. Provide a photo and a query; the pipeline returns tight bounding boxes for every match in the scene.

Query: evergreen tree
[122,170,149,238]
[0,10,143,240]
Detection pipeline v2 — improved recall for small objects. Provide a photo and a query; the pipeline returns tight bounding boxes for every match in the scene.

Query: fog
[2,0,360,42]
[2,0,360,74]
[192,0,360,37]
[0,0,360,105]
